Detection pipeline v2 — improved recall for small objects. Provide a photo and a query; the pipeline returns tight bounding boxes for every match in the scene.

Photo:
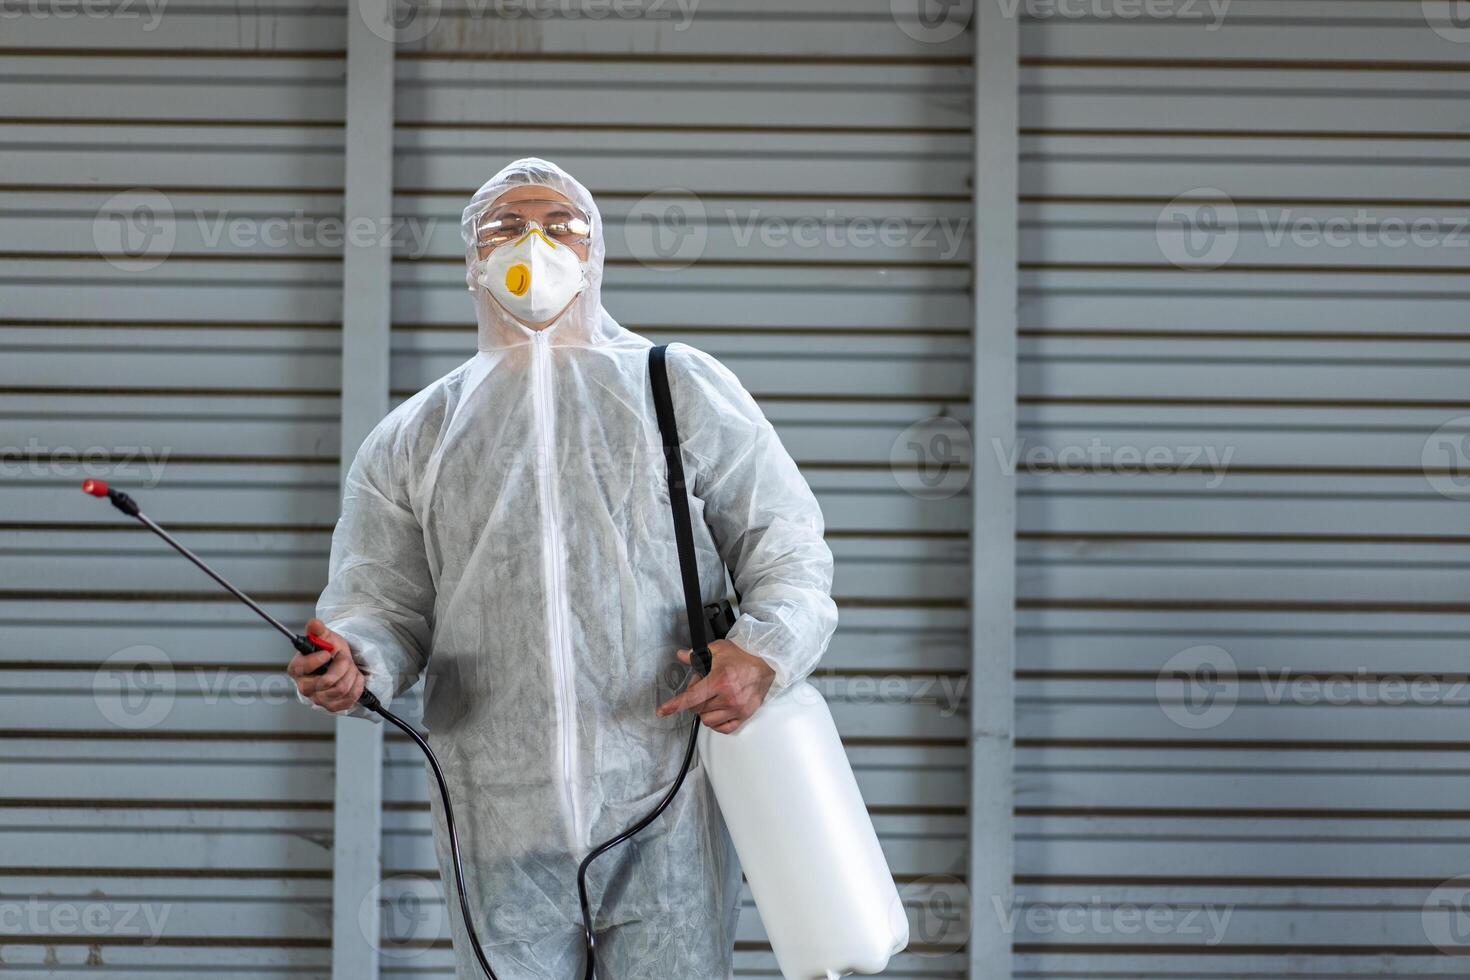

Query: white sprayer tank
[698,679,909,979]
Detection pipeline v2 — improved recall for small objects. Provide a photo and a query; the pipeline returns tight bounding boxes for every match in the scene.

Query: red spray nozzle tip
[82,479,109,497]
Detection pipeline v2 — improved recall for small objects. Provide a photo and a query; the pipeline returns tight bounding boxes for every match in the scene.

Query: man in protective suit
[287,158,838,978]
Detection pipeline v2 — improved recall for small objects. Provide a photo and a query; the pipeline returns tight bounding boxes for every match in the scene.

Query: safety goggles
[475,199,593,249]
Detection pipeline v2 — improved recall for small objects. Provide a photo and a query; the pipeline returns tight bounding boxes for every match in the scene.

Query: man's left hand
[655,639,776,734]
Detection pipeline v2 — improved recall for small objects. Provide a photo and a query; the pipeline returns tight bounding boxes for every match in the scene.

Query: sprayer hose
[363,695,700,980]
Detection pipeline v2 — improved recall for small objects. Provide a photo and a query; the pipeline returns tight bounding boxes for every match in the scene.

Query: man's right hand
[288,618,366,712]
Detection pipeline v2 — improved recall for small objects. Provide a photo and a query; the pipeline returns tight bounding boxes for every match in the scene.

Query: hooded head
[460,157,618,350]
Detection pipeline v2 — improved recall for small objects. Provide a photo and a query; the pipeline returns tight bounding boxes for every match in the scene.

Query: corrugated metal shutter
[1017,4,1470,978]
[379,2,974,976]
[2,3,347,975]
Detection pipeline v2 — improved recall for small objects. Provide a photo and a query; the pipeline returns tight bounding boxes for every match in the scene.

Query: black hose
[363,692,503,980]
[575,716,701,980]
[361,690,702,980]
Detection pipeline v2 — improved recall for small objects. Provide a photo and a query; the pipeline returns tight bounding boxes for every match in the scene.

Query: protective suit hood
[460,157,619,350]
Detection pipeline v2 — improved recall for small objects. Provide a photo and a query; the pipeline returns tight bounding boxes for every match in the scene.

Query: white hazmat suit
[315,158,839,978]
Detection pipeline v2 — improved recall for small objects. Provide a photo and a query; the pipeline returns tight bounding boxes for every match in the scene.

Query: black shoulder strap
[649,345,712,674]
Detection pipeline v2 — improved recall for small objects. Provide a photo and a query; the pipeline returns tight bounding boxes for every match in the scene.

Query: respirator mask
[472,199,592,324]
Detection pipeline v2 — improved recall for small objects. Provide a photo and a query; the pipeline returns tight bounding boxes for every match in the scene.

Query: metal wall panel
[1,2,975,976]
[1017,5,1470,978]
[0,0,347,974]
[379,2,975,976]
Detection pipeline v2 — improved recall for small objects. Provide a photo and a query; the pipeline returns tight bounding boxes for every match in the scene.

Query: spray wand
[82,480,359,679]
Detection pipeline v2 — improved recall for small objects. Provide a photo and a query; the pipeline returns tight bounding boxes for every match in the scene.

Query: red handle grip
[298,631,336,676]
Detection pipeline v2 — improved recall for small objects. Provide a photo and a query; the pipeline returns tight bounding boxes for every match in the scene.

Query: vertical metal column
[968,3,1019,978]
[332,0,395,976]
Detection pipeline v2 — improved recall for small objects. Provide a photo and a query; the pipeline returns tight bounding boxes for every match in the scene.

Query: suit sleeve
[669,344,838,695]
[307,420,435,717]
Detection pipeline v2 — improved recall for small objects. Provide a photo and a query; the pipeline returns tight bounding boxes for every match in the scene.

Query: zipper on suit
[531,330,583,850]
